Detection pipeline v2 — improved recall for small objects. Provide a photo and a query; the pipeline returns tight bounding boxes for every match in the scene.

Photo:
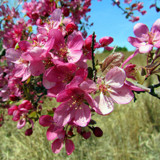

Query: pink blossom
[54,81,97,127]
[49,29,84,63]
[43,63,87,97]
[8,100,33,128]
[124,0,132,4]
[129,16,139,22]
[128,19,160,53]
[39,115,75,155]
[94,67,134,115]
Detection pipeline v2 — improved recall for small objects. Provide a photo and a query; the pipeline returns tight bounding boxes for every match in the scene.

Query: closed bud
[66,22,77,35]
[25,128,33,136]
[93,127,103,137]
[9,95,19,101]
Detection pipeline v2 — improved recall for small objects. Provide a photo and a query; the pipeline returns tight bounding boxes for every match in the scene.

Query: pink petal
[67,50,82,63]
[99,36,113,46]
[80,79,97,93]
[84,92,97,109]
[94,92,114,115]
[133,23,149,38]
[53,101,75,126]
[139,44,153,53]
[14,64,27,78]
[21,47,45,61]
[6,48,21,63]
[125,81,146,91]
[46,125,62,141]
[110,85,134,104]
[65,139,75,155]
[30,61,45,76]
[66,76,84,89]
[17,118,26,129]
[105,67,126,88]
[43,76,56,89]
[8,105,18,115]
[19,41,31,51]
[67,31,84,50]
[49,29,64,50]
[50,8,62,22]
[151,18,160,32]
[51,139,63,154]
[39,115,53,127]
[22,66,31,81]
[56,90,73,102]
[47,82,65,97]
[128,37,142,48]
[73,103,91,127]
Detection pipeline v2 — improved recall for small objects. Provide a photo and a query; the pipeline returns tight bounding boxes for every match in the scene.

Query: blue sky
[7,0,160,51]
[87,0,160,51]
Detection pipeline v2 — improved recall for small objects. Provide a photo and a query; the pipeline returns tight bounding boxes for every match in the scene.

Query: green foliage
[1,93,160,160]
[115,46,128,52]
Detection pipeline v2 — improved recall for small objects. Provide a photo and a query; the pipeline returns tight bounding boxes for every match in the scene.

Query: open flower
[54,80,97,127]
[128,19,160,53]
[95,67,134,115]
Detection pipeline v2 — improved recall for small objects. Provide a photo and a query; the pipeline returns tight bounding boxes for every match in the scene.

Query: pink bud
[18,100,32,110]
[8,105,18,115]
[99,36,113,47]
[124,63,136,80]
[66,22,77,35]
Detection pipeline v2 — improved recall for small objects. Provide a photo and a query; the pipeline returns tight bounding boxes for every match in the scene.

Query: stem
[111,0,127,14]
[134,82,160,100]
[91,32,96,82]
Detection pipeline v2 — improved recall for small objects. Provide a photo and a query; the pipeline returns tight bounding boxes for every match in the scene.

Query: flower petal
[133,23,149,38]
[73,103,91,127]
[51,139,63,154]
[65,139,75,155]
[39,115,53,127]
[94,92,114,115]
[46,125,62,141]
[110,85,134,104]
[139,44,153,53]
[105,67,126,88]
[53,101,75,126]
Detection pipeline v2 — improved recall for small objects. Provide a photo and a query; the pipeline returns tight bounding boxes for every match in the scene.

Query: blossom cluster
[0,0,160,156]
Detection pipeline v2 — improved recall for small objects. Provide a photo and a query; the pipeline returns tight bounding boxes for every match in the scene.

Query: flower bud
[66,22,77,35]
[9,95,19,101]
[62,7,70,17]
[81,131,91,139]
[93,127,103,137]
[25,128,33,136]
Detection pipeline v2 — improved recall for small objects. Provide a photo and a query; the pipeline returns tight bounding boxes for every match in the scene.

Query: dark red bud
[81,131,91,139]
[25,128,33,136]
[9,95,19,101]
[62,8,70,17]
[93,127,103,137]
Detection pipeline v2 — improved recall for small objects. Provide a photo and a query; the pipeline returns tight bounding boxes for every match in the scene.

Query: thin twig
[91,32,96,82]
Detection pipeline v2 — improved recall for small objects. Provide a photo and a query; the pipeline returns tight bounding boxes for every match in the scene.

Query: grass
[1,51,160,160]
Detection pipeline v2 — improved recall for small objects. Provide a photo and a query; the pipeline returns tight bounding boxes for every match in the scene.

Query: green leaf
[28,111,38,119]
[15,43,19,50]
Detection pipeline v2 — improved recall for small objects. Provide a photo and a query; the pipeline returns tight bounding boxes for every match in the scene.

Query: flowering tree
[0,0,160,155]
